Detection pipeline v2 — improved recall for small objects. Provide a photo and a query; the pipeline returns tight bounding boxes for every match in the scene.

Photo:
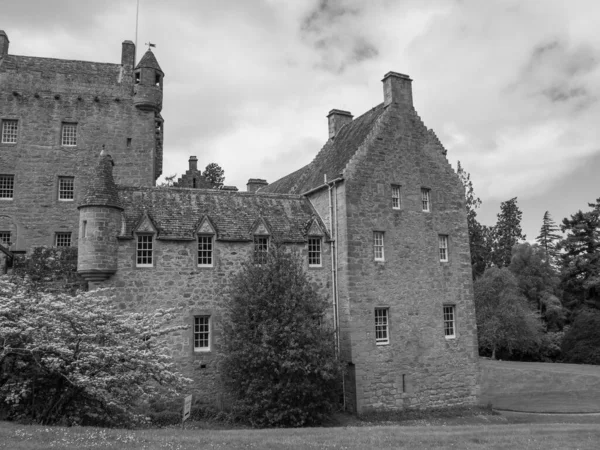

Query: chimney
[121,40,135,69]
[189,156,198,172]
[382,72,413,107]
[0,31,9,59]
[246,178,268,193]
[327,109,353,139]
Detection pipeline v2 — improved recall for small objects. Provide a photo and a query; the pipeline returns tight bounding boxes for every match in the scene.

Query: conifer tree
[492,197,526,268]
[536,211,562,264]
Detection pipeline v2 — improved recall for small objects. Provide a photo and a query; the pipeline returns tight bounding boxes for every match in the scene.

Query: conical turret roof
[79,152,124,210]
[135,49,163,73]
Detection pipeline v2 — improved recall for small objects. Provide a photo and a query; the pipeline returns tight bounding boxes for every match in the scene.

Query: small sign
[183,395,192,423]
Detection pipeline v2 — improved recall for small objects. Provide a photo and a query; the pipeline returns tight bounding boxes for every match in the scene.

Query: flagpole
[135,0,140,62]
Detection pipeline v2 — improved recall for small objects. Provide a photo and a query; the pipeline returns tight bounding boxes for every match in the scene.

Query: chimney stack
[189,156,198,172]
[382,72,413,107]
[246,178,268,193]
[327,109,353,139]
[121,40,135,69]
[0,31,9,59]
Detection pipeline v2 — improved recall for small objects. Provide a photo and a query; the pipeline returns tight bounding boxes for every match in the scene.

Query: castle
[1,31,479,412]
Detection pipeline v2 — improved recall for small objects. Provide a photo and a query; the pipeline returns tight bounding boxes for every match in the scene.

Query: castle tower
[77,152,124,287]
[133,49,164,112]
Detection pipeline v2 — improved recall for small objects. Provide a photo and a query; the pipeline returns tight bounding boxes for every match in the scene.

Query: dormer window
[136,234,154,267]
[254,236,269,264]
[197,235,214,267]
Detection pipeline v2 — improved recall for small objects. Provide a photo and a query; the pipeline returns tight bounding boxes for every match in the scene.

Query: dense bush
[221,247,344,428]
[0,277,190,426]
[561,308,600,365]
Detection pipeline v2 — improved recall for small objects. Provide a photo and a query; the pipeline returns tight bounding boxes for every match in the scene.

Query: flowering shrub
[0,278,191,426]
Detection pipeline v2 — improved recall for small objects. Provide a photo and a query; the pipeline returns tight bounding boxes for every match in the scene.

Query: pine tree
[492,197,526,268]
[536,211,562,264]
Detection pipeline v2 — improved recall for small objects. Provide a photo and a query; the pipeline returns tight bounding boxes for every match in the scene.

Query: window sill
[58,199,74,202]
[193,348,211,353]
[197,265,214,269]
[445,336,456,340]
[308,264,323,269]
[136,265,154,268]
[376,341,390,346]
[0,198,14,201]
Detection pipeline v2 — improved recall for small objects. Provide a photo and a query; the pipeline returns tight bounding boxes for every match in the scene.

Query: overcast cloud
[3,0,599,239]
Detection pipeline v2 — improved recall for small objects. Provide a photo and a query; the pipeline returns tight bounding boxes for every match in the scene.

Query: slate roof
[117,187,329,242]
[261,104,385,194]
[79,155,123,210]
[135,49,163,73]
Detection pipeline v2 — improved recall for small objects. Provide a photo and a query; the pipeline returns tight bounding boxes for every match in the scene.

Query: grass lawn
[1,421,600,450]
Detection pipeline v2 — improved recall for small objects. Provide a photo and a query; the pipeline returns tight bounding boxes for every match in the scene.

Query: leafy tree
[509,243,565,331]
[456,161,493,279]
[203,163,225,188]
[559,198,600,310]
[561,308,600,364]
[221,246,344,427]
[158,173,178,188]
[473,267,542,359]
[0,278,190,426]
[492,197,526,268]
[536,211,562,265]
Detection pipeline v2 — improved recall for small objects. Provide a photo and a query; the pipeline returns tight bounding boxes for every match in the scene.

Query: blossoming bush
[0,278,190,426]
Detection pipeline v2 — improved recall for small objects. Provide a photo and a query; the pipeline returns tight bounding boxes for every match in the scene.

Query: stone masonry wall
[0,52,159,252]
[97,236,332,407]
[341,103,479,412]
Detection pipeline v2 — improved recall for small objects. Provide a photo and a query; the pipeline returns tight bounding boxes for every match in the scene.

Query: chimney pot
[327,109,353,139]
[246,178,268,193]
[189,156,198,171]
[0,30,9,59]
[382,71,413,107]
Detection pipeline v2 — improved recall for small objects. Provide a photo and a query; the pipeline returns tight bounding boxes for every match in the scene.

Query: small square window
[61,123,77,146]
[1,120,18,144]
[439,235,449,262]
[308,237,322,267]
[254,236,269,264]
[443,305,456,339]
[0,231,11,247]
[392,185,401,209]
[194,316,211,351]
[421,188,431,212]
[0,175,15,200]
[374,231,384,261]
[55,232,72,247]
[58,176,74,201]
[136,234,153,267]
[198,235,213,267]
[375,308,389,345]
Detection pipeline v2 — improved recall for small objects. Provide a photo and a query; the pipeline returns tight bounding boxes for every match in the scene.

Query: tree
[221,246,344,427]
[456,161,492,279]
[203,163,225,188]
[0,278,190,426]
[559,197,600,310]
[158,173,177,188]
[492,197,526,268]
[561,308,600,364]
[509,243,565,331]
[473,267,542,359]
[536,211,562,265]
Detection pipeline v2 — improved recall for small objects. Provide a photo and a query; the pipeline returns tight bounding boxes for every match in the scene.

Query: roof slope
[80,155,123,210]
[118,187,328,242]
[262,104,385,194]
[135,49,163,73]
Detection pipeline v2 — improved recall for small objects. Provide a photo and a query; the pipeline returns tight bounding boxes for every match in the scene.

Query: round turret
[133,49,164,112]
[77,151,124,285]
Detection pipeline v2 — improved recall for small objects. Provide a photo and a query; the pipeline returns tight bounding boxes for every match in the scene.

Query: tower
[133,48,164,112]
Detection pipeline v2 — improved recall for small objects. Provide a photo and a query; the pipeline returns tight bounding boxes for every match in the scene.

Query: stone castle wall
[340,104,479,412]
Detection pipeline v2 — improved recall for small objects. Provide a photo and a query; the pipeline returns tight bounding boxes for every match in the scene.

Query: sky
[3,0,599,240]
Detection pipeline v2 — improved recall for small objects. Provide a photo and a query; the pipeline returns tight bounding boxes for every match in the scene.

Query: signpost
[182,394,192,428]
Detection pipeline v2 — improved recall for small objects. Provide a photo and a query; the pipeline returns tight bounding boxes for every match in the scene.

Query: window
[374,231,384,261]
[375,308,389,345]
[308,237,322,267]
[134,71,141,84]
[197,235,213,267]
[421,188,431,212]
[136,234,153,267]
[443,305,456,339]
[194,316,211,351]
[55,232,72,247]
[0,231,11,247]
[1,119,18,144]
[439,235,449,262]
[58,176,74,201]
[254,236,269,264]
[81,221,87,238]
[392,185,401,209]
[0,175,14,199]
[61,123,77,146]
